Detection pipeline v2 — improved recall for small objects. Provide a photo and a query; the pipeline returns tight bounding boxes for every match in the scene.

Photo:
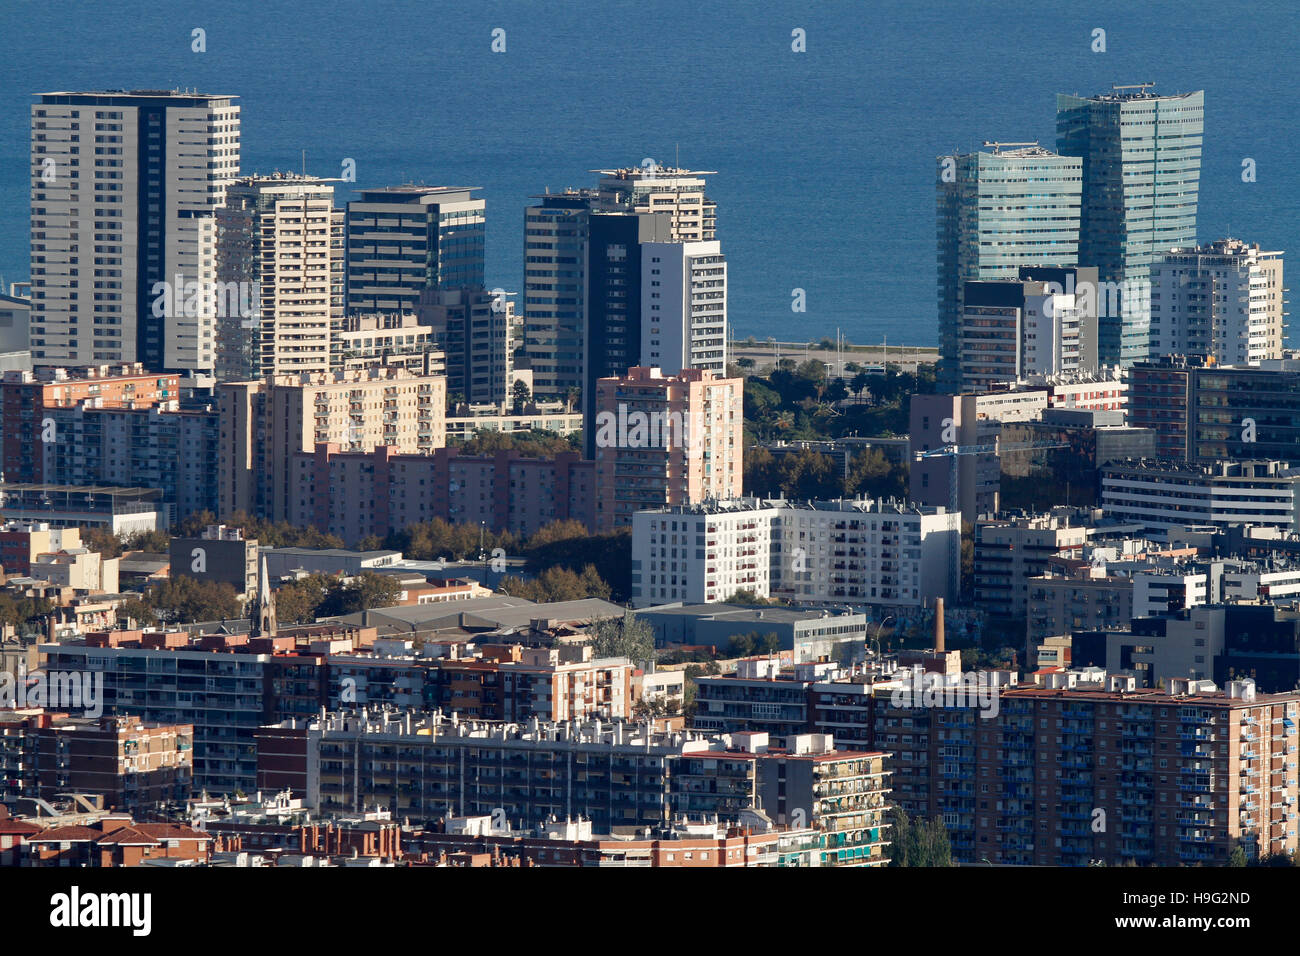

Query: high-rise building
[1057,85,1205,366]
[937,144,1082,389]
[216,173,344,380]
[418,287,519,405]
[592,366,742,532]
[876,672,1298,865]
[592,165,717,240]
[959,266,1100,391]
[218,368,446,522]
[1148,238,1285,365]
[345,185,485,314]
[526,167,719,404]
[523,191,593,399]
[29,90,241,373]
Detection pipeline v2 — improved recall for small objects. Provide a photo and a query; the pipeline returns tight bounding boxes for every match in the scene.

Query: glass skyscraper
[936,144,1082,390]
[1056,86,1204,367]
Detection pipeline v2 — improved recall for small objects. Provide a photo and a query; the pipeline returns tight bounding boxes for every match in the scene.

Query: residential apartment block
[30,90,241,372]
[631,497,960,609]
[1148,239,1285,365]
[593,367,742,531]
[1100,459,1300,538]
[217,368,446,522]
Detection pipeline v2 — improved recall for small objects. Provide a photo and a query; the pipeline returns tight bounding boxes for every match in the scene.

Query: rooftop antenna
[301,149,306,177]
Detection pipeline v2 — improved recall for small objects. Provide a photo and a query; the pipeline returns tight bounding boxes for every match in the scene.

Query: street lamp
[869,615,895,661]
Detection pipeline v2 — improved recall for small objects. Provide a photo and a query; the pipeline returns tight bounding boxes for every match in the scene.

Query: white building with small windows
[631,497,959,609]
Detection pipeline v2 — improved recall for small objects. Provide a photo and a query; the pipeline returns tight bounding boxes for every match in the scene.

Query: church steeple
[254,556,277,637]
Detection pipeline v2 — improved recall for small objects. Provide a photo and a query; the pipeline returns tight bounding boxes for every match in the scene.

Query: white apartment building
[640,241,727,375]
[1148,238,1286,365]
[30,90,240,373]
[1101,459,1300,538]
[593,166,716,241]
[631,497,959,609]
[959,280,1088,390]
[217,174,343,379]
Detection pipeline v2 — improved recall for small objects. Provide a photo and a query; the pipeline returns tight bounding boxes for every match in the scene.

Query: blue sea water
[0,0,1296,347]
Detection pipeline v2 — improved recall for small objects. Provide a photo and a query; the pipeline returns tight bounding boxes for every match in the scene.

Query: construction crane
[913,439,1070,517]
[915,439,1069,598]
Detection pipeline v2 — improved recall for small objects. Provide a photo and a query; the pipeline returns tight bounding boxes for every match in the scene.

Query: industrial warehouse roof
[323,597,626,634]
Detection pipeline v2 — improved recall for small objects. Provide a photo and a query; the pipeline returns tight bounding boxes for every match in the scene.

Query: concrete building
[593,367,742,531]
[1026,562,1134,651]
[0,293,29,356]
[639,240,727,377]
[1148,239,1285,365]
[632,497,960,609]
[958,267,1099,391]
[287,445,596,544]
[1,365,179,487]
[0,521,82,576]
[345,186,485,313]
[216,173,345,380]
[41,629,331,794]
[30,90,241,373]
[169,524,259,597]
[876,671,1296,865]
[38,400,221,522]
[0,713,193,812]
[1000,408,1157,506]
[0,484,163,534]
[936,144,1082,388]
[217,368,446,522]
[1057,86,1204,365]
[328,312,444,375]
[636,603,867,656]
[1100,459,1300,537]
[522,190,594,399]
[418,286,519,405]
[909,387,1050,522]
[973,511,1091,620]
[1130,355,1300,464]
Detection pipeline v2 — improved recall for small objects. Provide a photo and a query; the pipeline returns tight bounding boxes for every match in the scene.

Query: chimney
[933,597,945,653]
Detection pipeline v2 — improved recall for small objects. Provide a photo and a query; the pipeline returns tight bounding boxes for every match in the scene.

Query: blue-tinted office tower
[937,143,1082,391]
[345,185,486,313]
[1056,85,1204,367]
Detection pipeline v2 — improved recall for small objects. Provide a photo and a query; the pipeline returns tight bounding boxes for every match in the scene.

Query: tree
[1227,845,1249,867]
[274,574,333,625]
[511,379,532,415]
[498,564,610,603]
[825,377,849,406]
[176,509,218,538]
[80,526,124,558]
[318,572,402,617]
[144,577,242,624]
[887,808,954,867]
[116,597,157,627]
[850,371,871,402]
[123,528,172,553]
[588,611,656,665]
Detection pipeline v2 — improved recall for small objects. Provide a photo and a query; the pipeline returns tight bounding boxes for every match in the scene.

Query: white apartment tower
[1148,238,1286,365]
[29,90,241,373]
[217,174,344,379]
[592,165,717,241]
[641,240,727,375]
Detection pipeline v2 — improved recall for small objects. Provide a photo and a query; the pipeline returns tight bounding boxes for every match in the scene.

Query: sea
[0,0,1296,347]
